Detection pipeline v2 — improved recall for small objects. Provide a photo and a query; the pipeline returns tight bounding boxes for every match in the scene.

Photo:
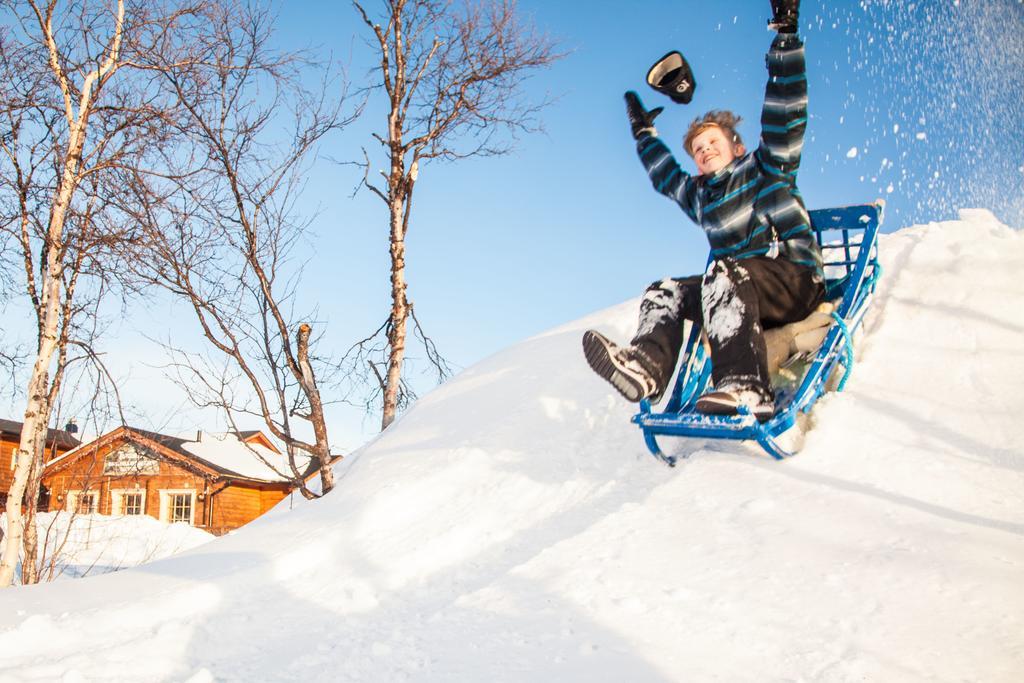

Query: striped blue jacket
[636,34,824,278]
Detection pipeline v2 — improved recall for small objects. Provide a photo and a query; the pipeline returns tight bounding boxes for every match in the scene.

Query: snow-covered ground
[0,513,213,583]
[1,210,1022,681]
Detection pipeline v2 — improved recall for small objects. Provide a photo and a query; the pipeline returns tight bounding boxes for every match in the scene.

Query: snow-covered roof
[179,432,309,483]
[45,426,311,484]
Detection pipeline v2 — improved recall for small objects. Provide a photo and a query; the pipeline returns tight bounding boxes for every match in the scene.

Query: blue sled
[632,202,884,466]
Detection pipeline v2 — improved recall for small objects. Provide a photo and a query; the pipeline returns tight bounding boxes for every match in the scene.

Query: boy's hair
[684,110,744,157]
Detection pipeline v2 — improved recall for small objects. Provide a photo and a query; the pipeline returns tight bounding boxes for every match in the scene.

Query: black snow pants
[631,256,826,398]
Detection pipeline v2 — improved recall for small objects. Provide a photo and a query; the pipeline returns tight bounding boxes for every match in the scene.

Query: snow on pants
[630,256,826,397]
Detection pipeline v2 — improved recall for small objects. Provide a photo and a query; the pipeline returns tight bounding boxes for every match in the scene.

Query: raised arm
[757,32,808,175]
[624,91,699,222]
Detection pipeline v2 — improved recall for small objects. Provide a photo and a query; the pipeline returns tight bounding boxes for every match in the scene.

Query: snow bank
[0,210,1021,681]
[0,512,214,583]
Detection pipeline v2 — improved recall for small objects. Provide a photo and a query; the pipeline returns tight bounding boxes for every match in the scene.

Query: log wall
[2,433,77,506]
[1,435,18,500]
[207,484,291,535]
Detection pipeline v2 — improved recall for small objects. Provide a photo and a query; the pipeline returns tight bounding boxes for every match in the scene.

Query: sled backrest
[661,202,883,416]
[809,202,883,305]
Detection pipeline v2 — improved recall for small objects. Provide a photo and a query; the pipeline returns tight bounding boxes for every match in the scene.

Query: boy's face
[690,126,745,175]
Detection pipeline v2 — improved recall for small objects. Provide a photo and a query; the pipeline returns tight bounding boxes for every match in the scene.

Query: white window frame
[158,489,196,525]
[110,488,147,516]
[66,489,98,515]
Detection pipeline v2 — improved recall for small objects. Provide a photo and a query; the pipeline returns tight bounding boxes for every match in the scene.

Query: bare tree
[0,0,204,588]
[349,0,562,430]
[2,0,123,588]
[132,1,355,498]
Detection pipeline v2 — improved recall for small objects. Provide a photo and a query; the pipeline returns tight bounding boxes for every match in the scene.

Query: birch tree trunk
[382,195,409,430]
[20,440,47,586]
[0,357,55,586]
[296,325,336,493]
[0,164,79,585]
[0,0,123,588]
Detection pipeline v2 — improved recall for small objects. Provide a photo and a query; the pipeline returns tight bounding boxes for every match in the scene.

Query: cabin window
[67,490,97,514]
[123,493,143,515]
[170,493,192,523]
[159,489,196,525]
[111,489,147,516]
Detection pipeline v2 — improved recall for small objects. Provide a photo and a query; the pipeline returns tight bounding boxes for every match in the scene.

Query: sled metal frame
[632,203,884,466]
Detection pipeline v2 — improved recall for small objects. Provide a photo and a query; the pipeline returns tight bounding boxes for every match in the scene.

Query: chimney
[65,419,79,434]
[196,430,202,442]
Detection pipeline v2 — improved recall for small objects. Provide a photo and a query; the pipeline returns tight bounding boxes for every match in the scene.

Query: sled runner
[632,202,884,466]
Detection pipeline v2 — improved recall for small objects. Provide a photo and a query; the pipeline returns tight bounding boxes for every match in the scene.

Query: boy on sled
[584,0,824,422]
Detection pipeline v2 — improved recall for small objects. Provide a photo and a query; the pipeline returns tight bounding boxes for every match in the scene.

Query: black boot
[695,382,775,422]
[583,330,663,403]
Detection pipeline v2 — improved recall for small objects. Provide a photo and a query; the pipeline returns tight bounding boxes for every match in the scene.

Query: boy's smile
[691,126,746,175]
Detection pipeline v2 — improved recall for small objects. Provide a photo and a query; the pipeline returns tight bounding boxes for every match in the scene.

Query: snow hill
[1,210,1022,682]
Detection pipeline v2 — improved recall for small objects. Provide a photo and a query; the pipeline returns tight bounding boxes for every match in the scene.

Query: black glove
[769,0,799,33]
[624,91,663,140]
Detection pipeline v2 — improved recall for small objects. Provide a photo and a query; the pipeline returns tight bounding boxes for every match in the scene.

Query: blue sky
[5,0,1023,449]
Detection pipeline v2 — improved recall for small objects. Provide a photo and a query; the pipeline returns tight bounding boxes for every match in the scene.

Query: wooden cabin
[41,426,314,535]
[1,418,81,507]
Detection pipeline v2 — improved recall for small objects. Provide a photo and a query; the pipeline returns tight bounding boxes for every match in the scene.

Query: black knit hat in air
[646,51,696,104]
